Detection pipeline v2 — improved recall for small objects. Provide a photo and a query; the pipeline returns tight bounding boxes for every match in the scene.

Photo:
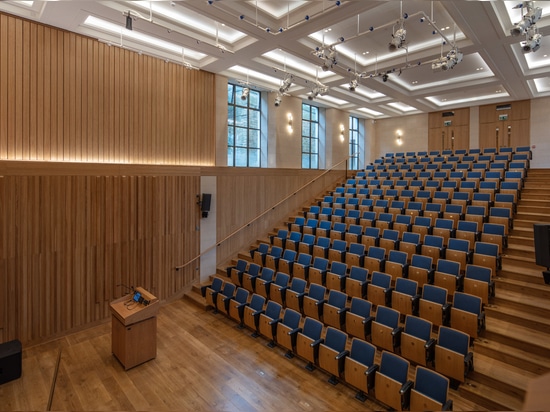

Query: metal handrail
[175,155,355,271]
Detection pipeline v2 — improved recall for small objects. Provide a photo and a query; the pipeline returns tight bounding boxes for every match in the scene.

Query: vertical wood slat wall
[428,108,470,152]
[479,100,531,149]
[0,13,212,344]
[0,13,215,164]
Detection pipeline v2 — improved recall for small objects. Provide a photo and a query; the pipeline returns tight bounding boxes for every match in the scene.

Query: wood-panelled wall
[479,100,530,149]
[0,162,201,345]
[428,108,470,152]
[0,12,215,165]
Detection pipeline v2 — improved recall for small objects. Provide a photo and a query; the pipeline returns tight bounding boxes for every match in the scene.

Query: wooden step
[495,276,550,296]
[501,254,543,272]
[514,212,550,223]
[513,219,538,229]
[517,205,550,215]
[475,339,550,376]
[518,199,550,208]
[485,302,550,334]
[459,379,522,411]
[484,317,550,358]
[502,243,535,259]
[507,234,534,247]
[493,288,550,317]
[183,288,209,310]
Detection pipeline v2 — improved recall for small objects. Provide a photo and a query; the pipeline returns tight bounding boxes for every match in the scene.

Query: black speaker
[0,339,22,385]
[534,224,550,268]
[201,194,211,212]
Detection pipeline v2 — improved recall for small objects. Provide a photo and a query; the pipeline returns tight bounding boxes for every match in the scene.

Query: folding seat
[410,366,453,411]
[269,272,291,307]
[243,294,266,337]
[471,192,492,210]
[372,306,403,352]
[393,214,412,239]
[255,267,275,299]
[270,228,288,249]
[420,234,444,268]
[345,197,360,211]
[357,188,370,200]
[264,246,283,271]
[459,180,477,197]
[399,232,421,263]
[359,210,377,228]
[293,253,312,281]
[318,206,333,221]
[391,277,420,318]
[345,297,373,340]
[483,171,502,187]
[276,308,302,358]
[385,188,399,201]
[441,181,457,196]
[411,216,432,242]
[345,224,362,246]
[415,190,432,207]
[400,315,435,367]
[215,281,237,316]
[432,218,455,246]
[481,222,507,253]
[330,222,347,242]
[228,287,250,327]
[405,201,423,219]
[344,338,378,401]
[394,180,409,194]
[379,229,400,257]
[333,186,345,198]
[418,171,432,186]
[312,236,331,259]
[251,242,269,266]
[227,259,248,287]
[456,220,480,245]
[425,180,440,196]
[286,277,307,314]
[296,317,324,371]
[320,196,334,210]
[464,264,494,305]
[446,238,472,270]
[419,284,450,327]
[464,205,486,228]
[346,266,369,299]
[289,216,306,233]
[298,233,315,256]
[385,250,409,284]
[504,171,523,190]
[423,203,442,225]
[432,191,450,207]
[302,218,319,236]
[433,170,449,182]
[241,263,262,292]
[346,242,365,267]
[370,189,385,202]
[473,241,501,273]
[367,271,393,308]
[344,179,357,189]
[318,327,350,385]
[489,205,512,234]
[469,168,485,183]
[434,259,462,298]
[409,254,434,289]
[326,261,348,292]
[315,219,332,239]
[435,326,473,386]
[323,290,349,330]
[443,204,463,228]
[388,200,405,218]
[375,212,394,231]
[285,231,302,252]
[364,246,386,274]
[344,187,357,200]
[375,351,412,411]
[361,226,380,249]
[451,191,471,209]
[358,198,374,214]
[258,300,282,347]
[368,179,381,191]
[451,292,485,339]
[344,209,361,226]
[328,239,347,264]
[449,170,465,185]
[478,181,498,202]
[331,207,346,223]
[303,283,327,321]
[204,277,224,310]
[398,189,415,205]
[508,161,528,175]
[309,257,330,285]
[277,249,297,276]
[496,188,518,212]
[373,199,389,216]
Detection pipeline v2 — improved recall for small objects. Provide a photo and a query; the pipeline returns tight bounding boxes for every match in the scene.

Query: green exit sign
[444,120,452,126]
[499,114,508,121]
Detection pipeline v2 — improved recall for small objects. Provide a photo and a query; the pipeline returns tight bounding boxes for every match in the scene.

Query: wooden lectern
[109,287,159,370]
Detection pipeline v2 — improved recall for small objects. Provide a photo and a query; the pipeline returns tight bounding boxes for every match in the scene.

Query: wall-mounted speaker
[533,224,550,284]
[0,339,22,385]
[201,193,211,218]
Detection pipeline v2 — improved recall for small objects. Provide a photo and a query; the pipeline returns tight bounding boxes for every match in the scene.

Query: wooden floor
[1,298,486,411]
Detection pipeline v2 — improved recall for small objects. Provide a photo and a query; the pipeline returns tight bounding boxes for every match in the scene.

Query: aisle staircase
[184,168,550,411]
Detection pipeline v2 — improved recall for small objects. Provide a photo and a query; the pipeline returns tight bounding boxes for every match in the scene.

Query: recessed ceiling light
[476,67,484,71]
[496,89,502,93]
[441,98,447,102]
[324,28,332,32]
[412,81,418,84]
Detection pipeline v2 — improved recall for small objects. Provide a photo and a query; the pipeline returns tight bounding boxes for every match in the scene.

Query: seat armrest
[200,285,207,297]
[392,326,404,337]
[252,309,265,317]
[310,338,324,348]
[411,294,420,315]
[295,292,306,299]
[427,268,435,284]
[315,299,327,306]
[402,263,410,277]
[379,258,387,272]
[400,380,414,410]
[442,303,451,326]
[235,302,248,309]
[425,338,436,363]
[288,327,302,336]
[465,351,474,374]
[443,400,453,411]
[335,349,349,360]
[365,363,379,393]
[268,318,281,326]
[337,307,349,315]
[278,285,290,292]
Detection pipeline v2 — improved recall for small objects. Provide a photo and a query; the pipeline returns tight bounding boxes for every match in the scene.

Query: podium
[109,287,159,370]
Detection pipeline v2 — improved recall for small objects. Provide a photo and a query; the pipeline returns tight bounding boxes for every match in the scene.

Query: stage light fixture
[349,78,358,92]
[432,47,463,72]
[241,87,249,101]
[279,75,293,93]
[510,1,542,36]
[522,31,542,52]
[389,28,407,51]
[382,73,389,82]
[274,93,282,107]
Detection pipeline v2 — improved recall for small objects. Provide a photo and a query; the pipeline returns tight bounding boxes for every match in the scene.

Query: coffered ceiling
[2,0,550,118]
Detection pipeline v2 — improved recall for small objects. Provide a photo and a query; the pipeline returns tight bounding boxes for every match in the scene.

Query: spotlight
[274,94,282,107]
[125,12,133,30]
[241,87,249,101]
[522,31,542,52]
[432,48,463,71]
[510,1,542,36]
[382,73,389,82]
[389,28,406,51]
[349,79,358,92]
[279,75,293,93]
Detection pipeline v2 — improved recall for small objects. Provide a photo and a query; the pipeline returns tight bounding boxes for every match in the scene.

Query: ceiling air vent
[442,111,454,117]
[496,104,511,110]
